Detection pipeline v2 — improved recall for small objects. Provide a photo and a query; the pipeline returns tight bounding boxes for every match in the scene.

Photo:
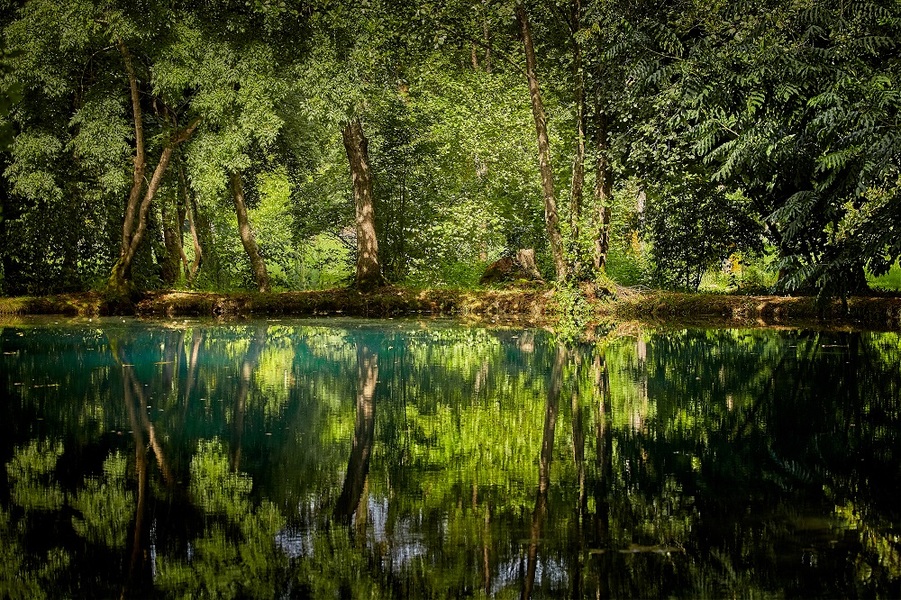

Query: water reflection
[334,341,377,525]
[0,319,899,598]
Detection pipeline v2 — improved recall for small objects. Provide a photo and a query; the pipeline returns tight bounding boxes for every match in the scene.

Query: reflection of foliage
[71,452,132,550]
[6,440,64,511]
[189,438,253,516]
[2,443,70,599]
[156,438,287,599]
[1,321,899,597]
[0,508,69,600]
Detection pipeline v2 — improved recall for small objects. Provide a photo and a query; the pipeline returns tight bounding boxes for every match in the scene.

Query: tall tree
[108,38,200,294]
[342,119,383,291]
[593,112,612,272]
[517,2,568,281]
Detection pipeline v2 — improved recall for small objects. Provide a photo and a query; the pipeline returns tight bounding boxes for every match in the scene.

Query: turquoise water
[1,318,899,598]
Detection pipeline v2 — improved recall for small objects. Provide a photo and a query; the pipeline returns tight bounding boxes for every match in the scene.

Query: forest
[0,0,899,302]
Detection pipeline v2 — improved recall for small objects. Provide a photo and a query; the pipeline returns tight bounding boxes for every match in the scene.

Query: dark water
[0,318,899,598]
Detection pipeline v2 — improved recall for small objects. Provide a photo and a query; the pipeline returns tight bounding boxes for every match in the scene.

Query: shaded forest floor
[1,286,900,330]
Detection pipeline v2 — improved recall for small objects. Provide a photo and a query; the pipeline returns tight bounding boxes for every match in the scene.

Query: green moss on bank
[132,286,554,322]
[1,287,900,330]
[599,291,901,330]
[0,293,106,316]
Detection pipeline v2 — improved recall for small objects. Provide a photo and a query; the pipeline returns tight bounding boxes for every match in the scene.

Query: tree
[3,0,297,295]
[342,119,383,291]
[107,37,201,295]
[517,2,569,281]
[229,172,270,292]
[292,2,398,291]
[604,0,901,297]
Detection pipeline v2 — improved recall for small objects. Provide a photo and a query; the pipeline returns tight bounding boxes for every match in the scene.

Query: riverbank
[1,286,900,330]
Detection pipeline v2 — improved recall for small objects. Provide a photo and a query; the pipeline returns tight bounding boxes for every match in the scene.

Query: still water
[0,318,898,598]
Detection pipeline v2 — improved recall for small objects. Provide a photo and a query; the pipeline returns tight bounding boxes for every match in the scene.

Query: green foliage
[612,0,901,296]
[553,282,592,341]
[869,261,901,291]
[71,452,132,549]
[0,0,898,297]
[644,186,764,291]
[0,39,22,152]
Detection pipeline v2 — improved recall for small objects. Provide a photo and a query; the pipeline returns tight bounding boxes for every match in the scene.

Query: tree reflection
[120,365,152,598]
[231,325,268,472]
[334,339,379,525]
[522,345,564,600]
[1,322,899,597]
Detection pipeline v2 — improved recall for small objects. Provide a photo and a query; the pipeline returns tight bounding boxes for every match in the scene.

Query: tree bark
[116,39,145,264]
[178,160,203,285]
[593,111,613,272]
[107,39,201,294]
[342,118,383,291]
[482,0,493,73]
[568,0,585,248]
[516,3,568,282]
[229,171,270,293]
[160,190,182,287]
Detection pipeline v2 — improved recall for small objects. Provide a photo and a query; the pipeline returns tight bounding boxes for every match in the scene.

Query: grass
[869,262,901,292]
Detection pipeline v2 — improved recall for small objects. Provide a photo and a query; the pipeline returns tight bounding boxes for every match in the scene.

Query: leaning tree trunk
[229,171,270,293]
[516,3,568,282]
[593,111,613,272]
[107,39,200,295]
[342,118,383,291]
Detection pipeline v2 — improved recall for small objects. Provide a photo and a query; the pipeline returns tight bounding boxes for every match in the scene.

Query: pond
[0,317,899,598]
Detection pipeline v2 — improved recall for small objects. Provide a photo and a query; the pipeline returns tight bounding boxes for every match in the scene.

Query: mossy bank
[1,287,900,330]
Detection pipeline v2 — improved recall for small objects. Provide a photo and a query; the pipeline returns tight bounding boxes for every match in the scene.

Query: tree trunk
[482,0,493,73]
[178,160,203,285]
[569,0,585,253]
[107,40,200,295]
[116,40,145,267]
[516,3,568,282]
[160,190,182,287]
[342,118,383,291]
[229,171,270,293]
[593,111,612,272]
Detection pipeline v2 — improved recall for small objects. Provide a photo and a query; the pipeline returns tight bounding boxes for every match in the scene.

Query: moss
[0,293,106,316]
[598,292,901,330]
[2,287,899,330]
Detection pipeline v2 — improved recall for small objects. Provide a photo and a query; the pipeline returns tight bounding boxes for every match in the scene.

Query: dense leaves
[0,0,898,296]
